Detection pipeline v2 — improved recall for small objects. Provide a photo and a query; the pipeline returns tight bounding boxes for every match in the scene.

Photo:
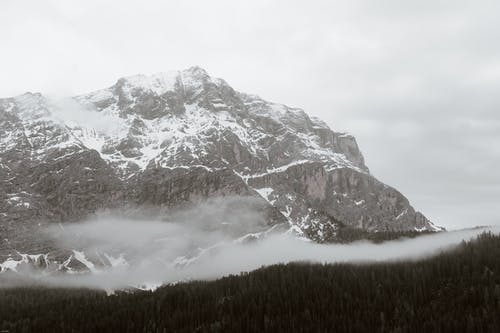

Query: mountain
[0,66,442,272]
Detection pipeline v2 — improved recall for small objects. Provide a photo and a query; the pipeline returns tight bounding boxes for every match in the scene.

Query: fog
[1,197,499,292]
[48,97,125,136]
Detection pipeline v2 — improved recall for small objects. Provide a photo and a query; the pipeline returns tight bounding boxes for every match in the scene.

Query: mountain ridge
[0,66,442,272]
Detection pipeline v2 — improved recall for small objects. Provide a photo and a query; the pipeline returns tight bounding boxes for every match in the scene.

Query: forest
[1,232,500,332]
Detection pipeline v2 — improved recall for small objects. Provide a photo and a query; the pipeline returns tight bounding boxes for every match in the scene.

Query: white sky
[1,0,499,229]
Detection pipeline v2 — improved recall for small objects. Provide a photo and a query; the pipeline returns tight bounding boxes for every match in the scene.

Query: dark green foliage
[1,232,500,332]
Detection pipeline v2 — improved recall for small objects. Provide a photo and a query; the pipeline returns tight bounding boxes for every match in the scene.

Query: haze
[0,217,500,292]
[1,198,499,291]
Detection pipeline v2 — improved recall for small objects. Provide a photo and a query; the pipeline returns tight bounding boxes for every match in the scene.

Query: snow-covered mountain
[0,66,442,272]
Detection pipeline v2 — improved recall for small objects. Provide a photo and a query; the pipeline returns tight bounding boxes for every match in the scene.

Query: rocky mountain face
[0,66,442,272]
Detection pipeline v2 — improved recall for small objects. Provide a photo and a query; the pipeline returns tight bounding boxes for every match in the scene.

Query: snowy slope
[0,66,442,266]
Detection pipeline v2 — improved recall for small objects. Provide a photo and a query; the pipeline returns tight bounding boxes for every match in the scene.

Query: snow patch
[73,250,98,273]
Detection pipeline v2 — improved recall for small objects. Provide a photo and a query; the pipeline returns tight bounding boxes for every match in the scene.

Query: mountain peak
[183,65,209,76]
[0,68,442,254]
[110,66,221,100]
[115,71,179,96]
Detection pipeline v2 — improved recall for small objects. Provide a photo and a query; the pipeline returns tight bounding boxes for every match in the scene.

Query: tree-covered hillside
[1,232,500,332]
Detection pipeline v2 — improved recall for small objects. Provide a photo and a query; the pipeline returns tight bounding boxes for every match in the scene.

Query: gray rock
[0,66,443,261]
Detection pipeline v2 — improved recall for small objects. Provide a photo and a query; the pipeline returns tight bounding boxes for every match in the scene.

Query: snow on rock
[255,187,274,201]
[0,65,442,256]
[0,253,48,273]
[72,250,98,273]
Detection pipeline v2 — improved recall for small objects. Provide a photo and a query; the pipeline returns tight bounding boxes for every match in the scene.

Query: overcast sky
[1,0,499,229]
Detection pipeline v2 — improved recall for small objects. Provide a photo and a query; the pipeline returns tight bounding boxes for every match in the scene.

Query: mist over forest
[2,198,498,290]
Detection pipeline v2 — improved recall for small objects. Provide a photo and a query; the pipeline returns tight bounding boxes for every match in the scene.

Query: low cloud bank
[1,197,499,291]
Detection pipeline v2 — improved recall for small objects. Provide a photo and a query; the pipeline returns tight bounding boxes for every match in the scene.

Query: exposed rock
[0,67,442,260]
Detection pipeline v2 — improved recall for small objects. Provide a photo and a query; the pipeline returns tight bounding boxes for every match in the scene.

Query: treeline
[1,232,500,332]
[334,227,434,243]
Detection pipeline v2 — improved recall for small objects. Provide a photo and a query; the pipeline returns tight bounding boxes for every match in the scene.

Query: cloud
[47,97,123,135]
[1,197,499,291]
[48,197,269,261]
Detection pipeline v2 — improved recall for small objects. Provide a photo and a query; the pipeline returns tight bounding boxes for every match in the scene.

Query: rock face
[0,66,442,259]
